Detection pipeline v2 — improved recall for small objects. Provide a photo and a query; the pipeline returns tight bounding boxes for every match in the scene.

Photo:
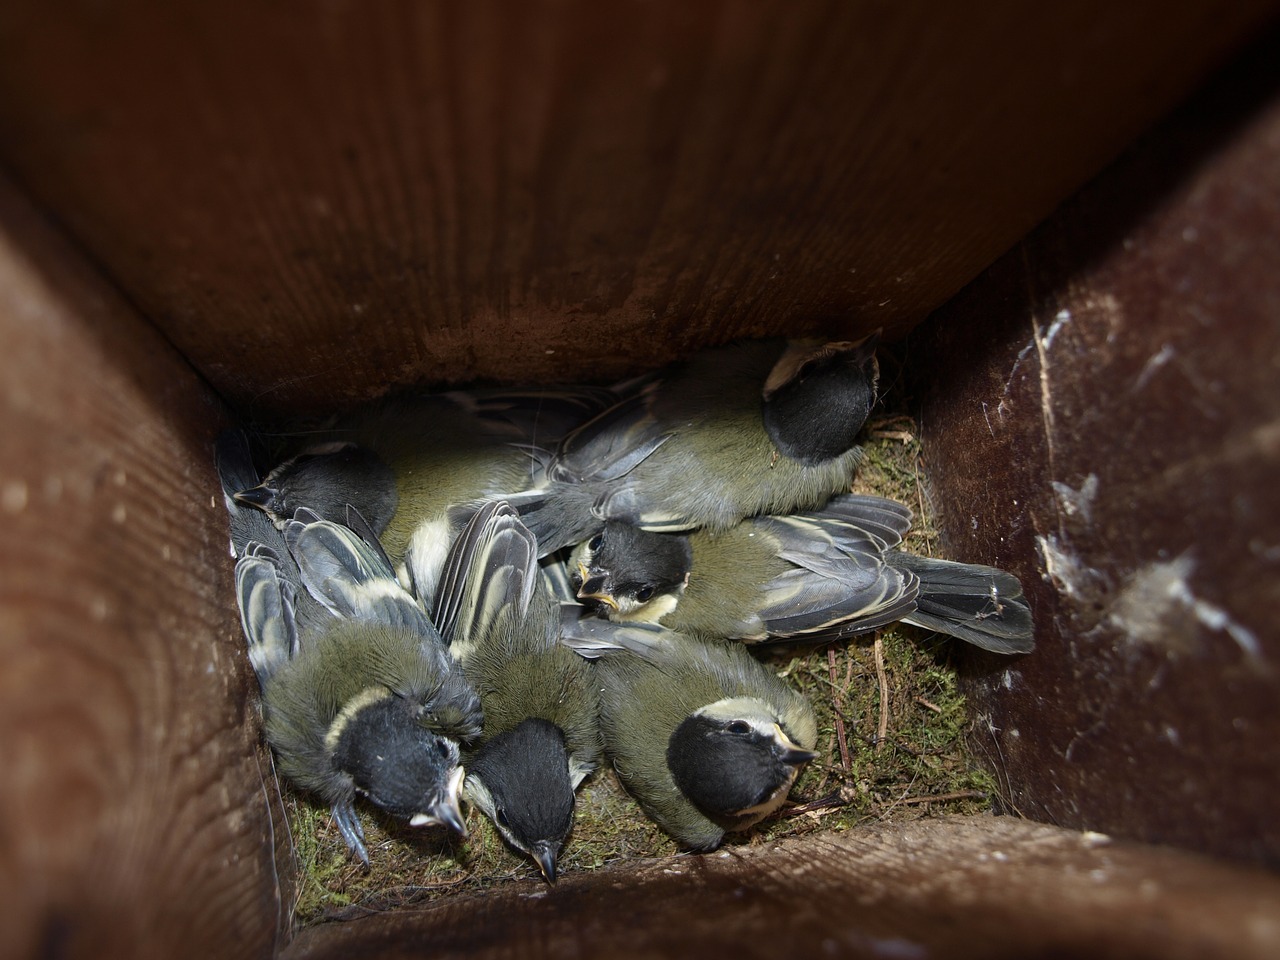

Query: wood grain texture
[0,1,1274,418]
[282,816,1280,959]
[0,172,288,959]
[911,33,1280,865]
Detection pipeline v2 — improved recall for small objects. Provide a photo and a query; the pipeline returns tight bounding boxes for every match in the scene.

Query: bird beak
[409,765,469,836]
[576,568,619,610]
[531,839,560,884]
[233,483,278,511]
[773,725,819,766]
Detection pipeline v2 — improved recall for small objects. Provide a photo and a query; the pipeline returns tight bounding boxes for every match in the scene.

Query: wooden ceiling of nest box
[0,1,1272,417]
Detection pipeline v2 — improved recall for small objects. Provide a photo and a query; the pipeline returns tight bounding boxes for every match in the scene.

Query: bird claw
[331,801,370,865]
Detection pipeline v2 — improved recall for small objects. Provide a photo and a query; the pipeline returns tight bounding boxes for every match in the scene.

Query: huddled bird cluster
[217,336,1035,882]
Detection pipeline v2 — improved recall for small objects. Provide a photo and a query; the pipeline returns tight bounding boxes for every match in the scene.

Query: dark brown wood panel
[0,172,286,959]
[282,817,1280,959]
[912,33,1280,866]
[0,1,1273,417]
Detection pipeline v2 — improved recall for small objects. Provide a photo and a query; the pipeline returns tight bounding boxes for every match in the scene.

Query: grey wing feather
[234,543,300,688]
[548,382,673,484]
[430,501,488,643]
[756,567,920,639]
[220,429,307,682]
[433,499,500,644]
[538,553,580,603]
[592,483,696,532]
[758,512,888,581]
[751,512,920,639]
[559,604,673,660]
[291,505,324,524]
[499,487,602,558]
[434,499,538,651]
[344,504,398,575]
[285,516,434,635]
[796,494,913,550]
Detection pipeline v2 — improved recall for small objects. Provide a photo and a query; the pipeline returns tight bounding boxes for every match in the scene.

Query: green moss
[276,398,999,928]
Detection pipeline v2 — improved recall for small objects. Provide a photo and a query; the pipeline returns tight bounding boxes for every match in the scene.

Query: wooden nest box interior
[1,3,1279,958]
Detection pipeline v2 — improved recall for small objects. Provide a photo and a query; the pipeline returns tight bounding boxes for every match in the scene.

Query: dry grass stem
[874,633,890,752]
[827,647,853,772]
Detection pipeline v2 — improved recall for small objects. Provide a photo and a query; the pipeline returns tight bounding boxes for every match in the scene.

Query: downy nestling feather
[560,611,818,851]
[570,493,1035,654]
[217,430,483,863]
[433,500,602,882]
[506,335,880,556]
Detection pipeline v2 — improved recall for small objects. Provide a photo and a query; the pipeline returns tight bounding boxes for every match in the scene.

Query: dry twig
[913,453,933,557]
[827,647,853,773]
[897,790,987,807]
[874,633,890,752]
[870,430,914,442]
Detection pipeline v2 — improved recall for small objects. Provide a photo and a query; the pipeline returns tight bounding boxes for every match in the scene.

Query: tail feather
[888,551,1035,654]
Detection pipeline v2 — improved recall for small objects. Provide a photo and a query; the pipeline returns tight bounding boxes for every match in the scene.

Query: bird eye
[435,741,451,759]
[635,586,655,603]
[589,533,604,551]
[727,720,751,735]
[496,809,510,828]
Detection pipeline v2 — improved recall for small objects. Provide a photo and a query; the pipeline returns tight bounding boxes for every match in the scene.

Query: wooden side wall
[0,1,1271,416]
[0,4,1277,957]
[913,31,1280,867]
[282,818,1280,959]
[0,174,286,959]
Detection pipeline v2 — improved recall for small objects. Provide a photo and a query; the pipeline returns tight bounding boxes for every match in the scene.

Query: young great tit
[433,500,602,883]
[568,493,1035,654]
[560,611,818,851]
[506,335,880,557]
[232,386,615,603]
[217,431,483,864]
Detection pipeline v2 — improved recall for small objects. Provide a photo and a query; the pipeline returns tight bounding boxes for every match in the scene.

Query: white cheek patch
[570,542,595,570]
[732,766,802,823]
[613,591,680,624]
[463,773,520,849]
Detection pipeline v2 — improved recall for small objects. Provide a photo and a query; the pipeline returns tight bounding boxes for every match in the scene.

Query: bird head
[761,334,880,465]
[234,442,397,533]
[666,697,818,831]
[570,523,691,623]
[464,718,576,883]
[327,689,468,836]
